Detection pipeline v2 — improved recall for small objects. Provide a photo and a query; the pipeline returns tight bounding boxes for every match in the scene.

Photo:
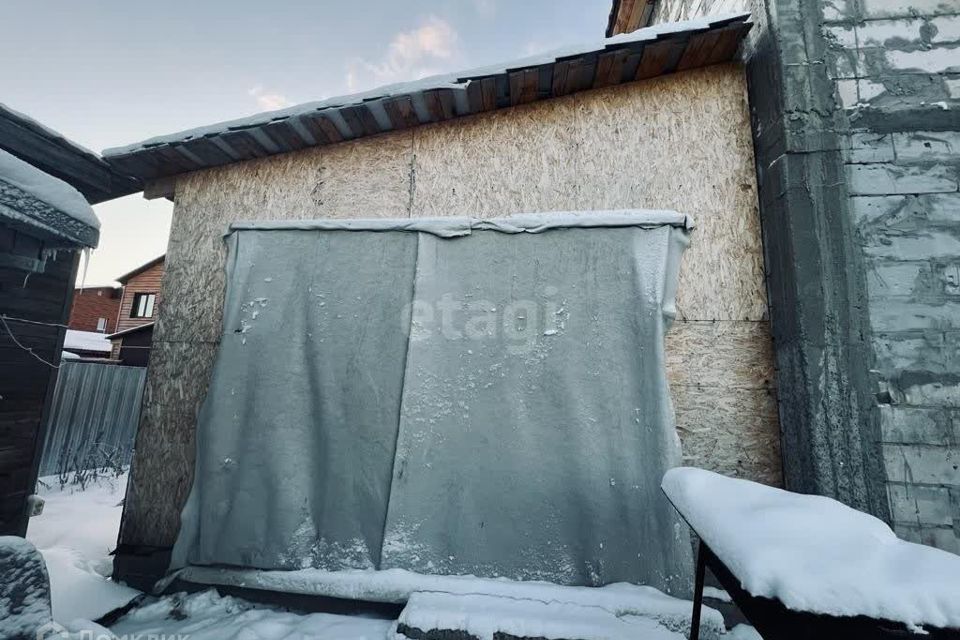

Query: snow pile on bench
[662,467,960,630]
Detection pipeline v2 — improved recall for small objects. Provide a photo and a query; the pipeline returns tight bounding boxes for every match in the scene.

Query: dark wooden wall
[0,225,78,535]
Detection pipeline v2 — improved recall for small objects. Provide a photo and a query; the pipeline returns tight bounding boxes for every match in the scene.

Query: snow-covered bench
[662,468,960,640]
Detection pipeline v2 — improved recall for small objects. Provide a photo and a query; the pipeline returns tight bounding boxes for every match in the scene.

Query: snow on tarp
[662,467,960,631]
[178,565,725,639]
[62,329,112,353]
[102,13,749,158]
[0,149,99,230]
[172,210,693,594]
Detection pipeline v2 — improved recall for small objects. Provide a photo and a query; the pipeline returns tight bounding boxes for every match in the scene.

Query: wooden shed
[101,13,781,586]
[0,104,138,536]
[0,154,96,535]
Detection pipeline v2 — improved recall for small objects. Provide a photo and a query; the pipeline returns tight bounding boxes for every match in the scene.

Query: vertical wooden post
[690,539,706,640]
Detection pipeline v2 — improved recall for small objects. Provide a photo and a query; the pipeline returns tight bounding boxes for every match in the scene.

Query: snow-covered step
[395,591,691,640]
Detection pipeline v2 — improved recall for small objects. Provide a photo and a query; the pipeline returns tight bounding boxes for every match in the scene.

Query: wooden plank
[218,129,271,159]
[180,137,234,166]
[144,176,176,201]
[356,104,382,136]
[261,119,310,152]
[634,38,684,80]
[383,96,420,129]
[520,69,539,104]
[465,80,483,114]
[504,68,540,105]
[593,49,629,89]
[676,30,723,72]
[551,60,572,97]
[308,114,344,144]
[152,145,198,174]
[338,106,366,138]
[296,114,333,145]
[422,90,444,122]
[614,0,638,34]
[480,77,497,111]
[566,55,598,93]
[705,24,750,65]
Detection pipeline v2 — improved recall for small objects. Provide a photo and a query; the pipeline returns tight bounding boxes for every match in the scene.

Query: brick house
[68,285,121,333]
[106,254,164,366]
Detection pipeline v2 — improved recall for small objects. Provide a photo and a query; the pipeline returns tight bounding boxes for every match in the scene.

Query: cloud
[248,85,291,111]
[346,16,460,92]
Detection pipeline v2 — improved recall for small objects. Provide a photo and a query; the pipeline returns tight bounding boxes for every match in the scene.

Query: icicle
[79,247,92,289]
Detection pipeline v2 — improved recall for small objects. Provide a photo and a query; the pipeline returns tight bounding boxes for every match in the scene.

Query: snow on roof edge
[0,102,104,164]
[0,149,100,231]
[103,12,750,158]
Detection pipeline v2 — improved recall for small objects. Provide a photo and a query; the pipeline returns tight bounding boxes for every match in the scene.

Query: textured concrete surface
[651,0,960,553]
[823,0,960,555]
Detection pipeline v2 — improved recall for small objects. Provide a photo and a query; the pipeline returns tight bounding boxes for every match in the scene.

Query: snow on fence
[39,361,146,477]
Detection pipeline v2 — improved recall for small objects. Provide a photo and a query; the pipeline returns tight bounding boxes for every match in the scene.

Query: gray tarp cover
[172,211,694,595]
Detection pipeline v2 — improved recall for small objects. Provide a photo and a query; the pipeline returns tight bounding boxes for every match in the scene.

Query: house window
[131,293,156,318]
[96,317,107,332]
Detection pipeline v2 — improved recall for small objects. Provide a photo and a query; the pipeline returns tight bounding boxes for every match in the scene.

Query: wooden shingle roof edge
[0,104,142,204]
[103,13,751,184]
[606,0,658,38]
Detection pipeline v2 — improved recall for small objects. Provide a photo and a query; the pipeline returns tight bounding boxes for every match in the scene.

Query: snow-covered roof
[63,329,112,353]
[0,103,141,203]
[662,467,960,632]
[0,149,100,248]
[102,13,751,183]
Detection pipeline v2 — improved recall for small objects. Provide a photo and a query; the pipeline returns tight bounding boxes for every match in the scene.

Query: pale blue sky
[2,0,612,285]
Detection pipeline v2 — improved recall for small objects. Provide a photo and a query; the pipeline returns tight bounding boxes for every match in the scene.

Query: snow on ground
[111,589,393,640]
[28,472,140,623]
[19,465,765,639]
[727,624,762,639]
[662,467,960,631]
[397,591,686,640]
[179,564,725,637]
[703,586,732,603]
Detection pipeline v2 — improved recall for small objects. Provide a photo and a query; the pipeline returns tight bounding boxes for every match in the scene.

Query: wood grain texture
[121,339,216,546]
[122,63,782,549]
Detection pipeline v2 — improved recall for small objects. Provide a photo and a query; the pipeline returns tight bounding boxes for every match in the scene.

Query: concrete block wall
[646,0,959,552]
[825,2,960,553]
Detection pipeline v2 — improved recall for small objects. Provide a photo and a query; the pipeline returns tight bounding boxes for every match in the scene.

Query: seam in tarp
[225,210,695,239]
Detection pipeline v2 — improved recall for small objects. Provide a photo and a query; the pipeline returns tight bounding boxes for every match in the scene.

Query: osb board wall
[122,63,781,548]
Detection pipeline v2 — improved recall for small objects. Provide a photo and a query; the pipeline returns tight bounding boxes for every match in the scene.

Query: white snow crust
[0,149,99,229]
[63,329,112,353]
[111,589,392,640]
[29,473,139,623]
[397,591,686,640]
[180,565,725,638]
[662,467,960,630]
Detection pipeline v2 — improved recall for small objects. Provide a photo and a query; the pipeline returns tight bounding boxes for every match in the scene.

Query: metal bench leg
[690,539,706,640]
